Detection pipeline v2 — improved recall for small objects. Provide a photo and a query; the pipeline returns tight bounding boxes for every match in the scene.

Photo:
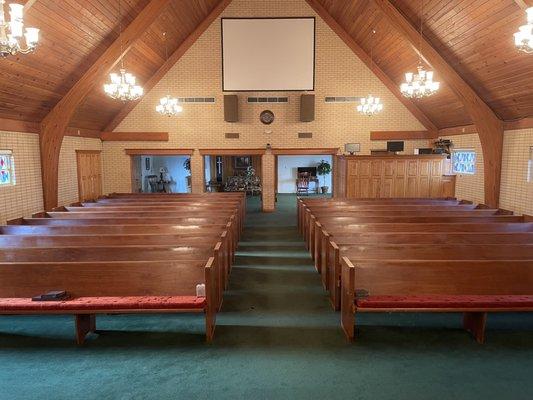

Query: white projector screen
[222,18,315,91]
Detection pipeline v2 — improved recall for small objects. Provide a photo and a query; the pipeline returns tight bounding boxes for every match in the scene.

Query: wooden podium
[334,154,455,199]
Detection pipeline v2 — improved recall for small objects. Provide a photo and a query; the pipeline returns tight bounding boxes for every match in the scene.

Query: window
[0,150,16,186]
[527,146,533,182]
[452,149,476,175]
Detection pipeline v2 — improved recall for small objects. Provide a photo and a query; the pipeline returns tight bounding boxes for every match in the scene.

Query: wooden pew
[325,243,533,310]
[340,258,533,343]
[314,222,533,276]
[0,242,227,302]
[306,215,524,256]
[0,258,218,344]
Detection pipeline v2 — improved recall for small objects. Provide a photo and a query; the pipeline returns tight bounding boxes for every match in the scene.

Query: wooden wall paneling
[39,0,173,210]
[373,0,504,207]
[370,131,436,140]
[101,131,169,141]
[124,149,193,155]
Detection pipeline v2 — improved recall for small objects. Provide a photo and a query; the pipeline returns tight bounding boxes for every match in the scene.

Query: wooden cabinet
[336,154,455,199]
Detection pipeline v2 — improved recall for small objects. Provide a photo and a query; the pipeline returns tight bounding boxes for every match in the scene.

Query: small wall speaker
[300,94,315,122]
[224,95,238,122]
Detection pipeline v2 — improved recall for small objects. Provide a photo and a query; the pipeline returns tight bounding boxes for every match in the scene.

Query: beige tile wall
[103,0,427,196]
[500,128,533,215]
[58,136,103,205]
[0,130,44,224]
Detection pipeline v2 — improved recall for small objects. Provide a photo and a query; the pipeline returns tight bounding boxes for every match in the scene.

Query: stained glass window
[452,149,476,175]
[0,150,15,186]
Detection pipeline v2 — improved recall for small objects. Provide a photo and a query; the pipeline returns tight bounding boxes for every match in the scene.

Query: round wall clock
[260,110,275,125]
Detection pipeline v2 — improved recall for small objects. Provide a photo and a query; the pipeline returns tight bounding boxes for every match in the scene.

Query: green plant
[316,160,332,187]
[183,158,191,173]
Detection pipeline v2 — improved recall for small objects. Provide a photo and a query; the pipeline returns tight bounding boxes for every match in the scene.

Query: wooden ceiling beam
[514,0,532,10]
[39,0,172,210]
[23,0,38,11]
[373,0,504,207]
[305,0,438,134]
[104,0,233,132]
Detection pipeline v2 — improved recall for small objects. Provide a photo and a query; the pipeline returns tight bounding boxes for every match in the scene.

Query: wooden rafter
[105,0,233,132]
[23,0,38,11]
[373,0,504,207]
[514,0,531,10]
[305,0,438,134]
[39,0,172,210]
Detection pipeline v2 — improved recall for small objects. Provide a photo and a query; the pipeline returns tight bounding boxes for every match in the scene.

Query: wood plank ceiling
[317,0,532,129]
[0,0,221,131]
[0,0,531,132]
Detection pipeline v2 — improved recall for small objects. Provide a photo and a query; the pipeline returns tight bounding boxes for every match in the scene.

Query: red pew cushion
[0,296,206,312]
[356,295,533,309]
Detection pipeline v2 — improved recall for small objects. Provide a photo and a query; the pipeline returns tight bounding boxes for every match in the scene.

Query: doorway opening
[131,154,191,193]
[276,154,333,196]
[203,154,262,196]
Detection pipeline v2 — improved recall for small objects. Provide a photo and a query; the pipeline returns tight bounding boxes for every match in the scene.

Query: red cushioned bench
[0,296,207,345]
[356,295,533,343]
[340,258,533,343]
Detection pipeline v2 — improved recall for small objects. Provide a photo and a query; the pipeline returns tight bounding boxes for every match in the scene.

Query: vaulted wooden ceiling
[317,0,532,129]
[0,0,221,131]
[0,0,531,132]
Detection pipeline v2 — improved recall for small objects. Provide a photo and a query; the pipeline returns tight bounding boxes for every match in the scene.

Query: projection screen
[221,18,315,91]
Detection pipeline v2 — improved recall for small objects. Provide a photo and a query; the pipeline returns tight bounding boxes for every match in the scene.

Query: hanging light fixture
[400,0,440,99]
[104,0,143,101]
[156,95,183,116]
[156,32,182,116]
[514,6,533,54]
[357,29,383,116]
[0,0,39,57]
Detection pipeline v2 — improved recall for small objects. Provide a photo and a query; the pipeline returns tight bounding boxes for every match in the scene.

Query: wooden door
[76,151,102,202]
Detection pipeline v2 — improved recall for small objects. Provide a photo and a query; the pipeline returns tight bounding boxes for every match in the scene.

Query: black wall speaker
[224,95,238,122]
[300,94,315,122]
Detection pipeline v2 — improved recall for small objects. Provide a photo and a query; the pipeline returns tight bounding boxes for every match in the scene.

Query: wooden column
[190,150,205,194]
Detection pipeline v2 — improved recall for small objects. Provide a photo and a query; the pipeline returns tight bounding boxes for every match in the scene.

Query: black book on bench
[32,290,69,302]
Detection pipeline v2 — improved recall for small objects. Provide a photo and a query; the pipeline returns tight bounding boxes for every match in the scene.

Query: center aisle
[218,194,341,346]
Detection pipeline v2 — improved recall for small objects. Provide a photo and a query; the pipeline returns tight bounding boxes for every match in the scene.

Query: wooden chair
[296,173,310,196]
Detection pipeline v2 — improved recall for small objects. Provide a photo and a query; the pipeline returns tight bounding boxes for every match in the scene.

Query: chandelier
[514,7,533,54]
[0,0,39,57]
[400,0,440,99]
[400,64,440,98]
[155,32,181,116]
[104,68,143,101]
[104,0,143,102]
[156,95,183,116]
[357,95,383,116]
[358,29,383,116]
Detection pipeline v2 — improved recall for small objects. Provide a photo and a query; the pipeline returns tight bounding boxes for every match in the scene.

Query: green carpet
[1,194,532,399]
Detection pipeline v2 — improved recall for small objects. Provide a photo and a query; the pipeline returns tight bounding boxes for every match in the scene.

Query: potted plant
[316,160,331,194]
[184,158,192,192]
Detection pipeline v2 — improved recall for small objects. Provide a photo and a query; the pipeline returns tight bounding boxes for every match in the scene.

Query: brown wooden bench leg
[75,314,96,345]
[463,312,487,344]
